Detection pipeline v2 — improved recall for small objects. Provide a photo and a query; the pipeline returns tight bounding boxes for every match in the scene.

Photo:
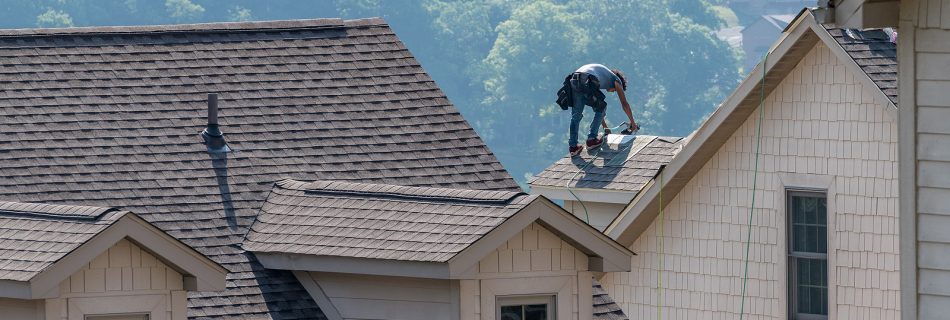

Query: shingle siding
[603,41,900,319]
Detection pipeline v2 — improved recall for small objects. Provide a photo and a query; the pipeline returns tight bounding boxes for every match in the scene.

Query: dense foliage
[0,0,741,187]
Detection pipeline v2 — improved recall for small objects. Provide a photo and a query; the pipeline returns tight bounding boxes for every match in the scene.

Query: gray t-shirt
[575,64,620,90]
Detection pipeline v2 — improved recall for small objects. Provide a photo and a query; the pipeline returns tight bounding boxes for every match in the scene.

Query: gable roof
[244,179,535,263]
[529,135,684,203]
[0,202,123,283]
[246,179,633,277]
[0,18,516,319]
[0,201,226,299]
[605,9,899,245]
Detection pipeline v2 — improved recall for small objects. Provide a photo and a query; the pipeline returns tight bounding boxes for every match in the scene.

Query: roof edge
[605,10,820,245]
[605,9,898,246]
[0,17,386,38]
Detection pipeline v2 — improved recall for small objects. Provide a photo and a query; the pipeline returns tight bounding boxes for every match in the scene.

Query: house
[894,0,950,318]
[0,201,227,319]
[242,179,633,320]
[0,17,629,319]
[529,135,685,231]
[542,9,900,319]
[742,14,796,71]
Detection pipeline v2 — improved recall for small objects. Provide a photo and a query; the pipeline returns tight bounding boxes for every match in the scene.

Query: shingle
[0,17,517,320]
[825,26,898,105]
[529,135,684,193]
[244,179,533,262]
[0,201,126,282]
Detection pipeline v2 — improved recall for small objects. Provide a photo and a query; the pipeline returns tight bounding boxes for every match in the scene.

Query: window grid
[787,190,828,320]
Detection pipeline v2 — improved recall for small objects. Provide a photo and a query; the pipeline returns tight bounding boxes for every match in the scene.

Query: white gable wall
[602,41,899,319]
[464,222,592,320]
[47,239,188,320]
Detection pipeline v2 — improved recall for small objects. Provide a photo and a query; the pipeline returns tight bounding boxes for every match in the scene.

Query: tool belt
[556,72,607,112]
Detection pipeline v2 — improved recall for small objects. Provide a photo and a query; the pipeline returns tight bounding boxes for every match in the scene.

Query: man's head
[609,69,627,92]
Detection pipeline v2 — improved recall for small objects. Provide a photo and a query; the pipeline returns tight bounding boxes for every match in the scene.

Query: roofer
[556,63,639,156]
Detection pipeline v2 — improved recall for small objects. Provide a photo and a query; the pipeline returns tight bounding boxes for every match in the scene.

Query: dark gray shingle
[826,27,898,105]
[0,18,518,319]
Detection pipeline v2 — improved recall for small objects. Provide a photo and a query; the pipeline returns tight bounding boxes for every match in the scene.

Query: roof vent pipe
[201,93,231,153]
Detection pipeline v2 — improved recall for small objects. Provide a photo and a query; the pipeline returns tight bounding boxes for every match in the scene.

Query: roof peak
[277,179,527,205]
[0,17,385,38]
[0,201,119,221]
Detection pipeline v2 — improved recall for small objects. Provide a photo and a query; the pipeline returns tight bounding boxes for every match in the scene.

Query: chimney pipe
[201,93,231,153]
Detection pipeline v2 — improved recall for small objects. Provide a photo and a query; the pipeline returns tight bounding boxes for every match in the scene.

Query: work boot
[586,137,604,150]
[569,144,584,157]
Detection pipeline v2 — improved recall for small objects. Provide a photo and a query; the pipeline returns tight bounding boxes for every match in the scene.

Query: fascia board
[529,185,635,204]
[256,252,452,279]
[0,279,32,299]
[605,10,818,246]
[28,213,227,298]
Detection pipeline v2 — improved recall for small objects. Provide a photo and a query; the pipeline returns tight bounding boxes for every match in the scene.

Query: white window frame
[67,294,166,320]
[775,173,837,319]
[479,275,576,320]
[786,189,829,320]
[496,295,556,320]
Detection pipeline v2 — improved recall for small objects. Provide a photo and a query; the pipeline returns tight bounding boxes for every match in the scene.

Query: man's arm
[614,80,638,131]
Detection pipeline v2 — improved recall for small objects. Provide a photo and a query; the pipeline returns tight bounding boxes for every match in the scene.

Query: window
[787,191,828,319]
[497,295,555,320]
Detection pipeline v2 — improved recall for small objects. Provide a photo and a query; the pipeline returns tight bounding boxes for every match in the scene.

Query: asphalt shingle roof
[529,136,684,192]
[0,201,125,282]
[0,18,517,319]
[244,179,534,262]
[826,27,898,105]
[593,278,629,320]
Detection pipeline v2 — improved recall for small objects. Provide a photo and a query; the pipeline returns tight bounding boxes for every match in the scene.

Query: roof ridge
[0,201,120,221]
[277,179,526,205]
[0,17,386,38]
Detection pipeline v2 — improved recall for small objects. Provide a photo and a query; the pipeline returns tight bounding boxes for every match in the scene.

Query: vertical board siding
[461,222,591,320]
[477,222,589,274]
[49,239,187,320]
[914,4,950,317]
[604,42,900,320]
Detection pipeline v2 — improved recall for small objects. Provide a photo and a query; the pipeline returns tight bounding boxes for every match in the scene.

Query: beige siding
[478,222,589,274]
[563,200,626,231]
[47,239,187,320]
[603,41,899,319]
[0,297,44,320]
[462,222,592,320]
[903,1,950,318]
[310,272,454,320]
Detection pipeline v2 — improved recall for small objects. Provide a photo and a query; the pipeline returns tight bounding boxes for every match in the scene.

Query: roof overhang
[0,213,228,299]
[605,9,898,246]
[530,185,635,204]
[256,198,634,279]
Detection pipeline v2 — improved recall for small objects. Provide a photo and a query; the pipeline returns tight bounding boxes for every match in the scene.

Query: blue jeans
[568,88,605,147]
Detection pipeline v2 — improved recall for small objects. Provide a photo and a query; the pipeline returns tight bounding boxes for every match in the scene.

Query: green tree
[36,8,73,27]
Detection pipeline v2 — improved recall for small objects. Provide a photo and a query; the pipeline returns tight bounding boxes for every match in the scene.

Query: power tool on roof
[603,121,639,136]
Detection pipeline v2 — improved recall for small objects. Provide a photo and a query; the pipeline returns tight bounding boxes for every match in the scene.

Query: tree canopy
[0,0,741,188]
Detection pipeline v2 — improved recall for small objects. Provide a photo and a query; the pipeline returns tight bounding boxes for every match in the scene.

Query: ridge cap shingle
[0,17,388,38]
[277,179,527,205]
